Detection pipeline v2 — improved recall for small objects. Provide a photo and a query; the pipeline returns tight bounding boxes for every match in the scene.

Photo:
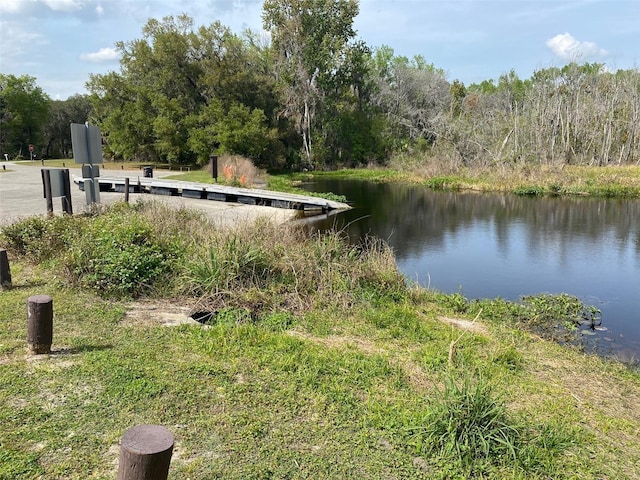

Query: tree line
[2,0,639,170]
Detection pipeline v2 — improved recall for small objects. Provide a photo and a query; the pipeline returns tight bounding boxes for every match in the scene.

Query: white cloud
[0,0,22,13]
[546,32,608,61]
[80,47,118,63]
[96,3,104,15]
[43,0,87,12]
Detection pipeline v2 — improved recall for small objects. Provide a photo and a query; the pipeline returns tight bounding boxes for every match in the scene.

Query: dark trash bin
[143,166,153,178]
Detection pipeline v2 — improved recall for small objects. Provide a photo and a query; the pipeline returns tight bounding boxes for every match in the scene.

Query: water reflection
[302,179,640,362]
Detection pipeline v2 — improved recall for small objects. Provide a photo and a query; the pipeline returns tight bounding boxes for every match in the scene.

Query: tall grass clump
[181,218,406,315]
[409,374,520,477]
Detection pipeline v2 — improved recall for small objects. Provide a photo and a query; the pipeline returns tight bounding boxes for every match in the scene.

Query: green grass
[289,164,640,199]
[1,204,640,478]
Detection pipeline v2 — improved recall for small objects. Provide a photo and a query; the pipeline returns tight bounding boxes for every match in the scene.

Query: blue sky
[1,0,638,100]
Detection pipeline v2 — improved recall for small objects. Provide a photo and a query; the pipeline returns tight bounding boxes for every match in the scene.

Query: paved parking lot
[0,162,298,227]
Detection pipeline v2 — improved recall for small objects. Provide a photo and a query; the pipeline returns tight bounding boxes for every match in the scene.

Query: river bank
[274,163,640,199]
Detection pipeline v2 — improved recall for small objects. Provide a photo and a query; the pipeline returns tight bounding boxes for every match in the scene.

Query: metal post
[27,295,53,354]
[42,169,54,215]
[0,249,11,288]
[61,169,73,215]
[117,425,174,480]
[85,123,98,204]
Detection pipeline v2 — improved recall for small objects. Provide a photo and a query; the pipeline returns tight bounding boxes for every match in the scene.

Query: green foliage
[426,176,462,191]
[66,207,178,298]
[43,95,92,159]
[215,103,278,161]
[88,15,284,166]
[514,185,545,196]
[1,214,639,478]
[0,74,50,159]
[409,375,519,475]
[471,293,602,345]
[0,215,80,262]
[521,293,601,331]
[0,448,43,479]
[184,235,274,295]
[263,0,366,166]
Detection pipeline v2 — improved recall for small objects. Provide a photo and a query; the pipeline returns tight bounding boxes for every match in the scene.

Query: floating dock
[73,176,350,212]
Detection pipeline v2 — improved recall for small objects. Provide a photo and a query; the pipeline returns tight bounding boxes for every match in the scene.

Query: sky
[1,0,639,100]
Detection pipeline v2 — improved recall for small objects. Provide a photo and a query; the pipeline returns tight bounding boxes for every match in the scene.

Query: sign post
[70,123,103,205]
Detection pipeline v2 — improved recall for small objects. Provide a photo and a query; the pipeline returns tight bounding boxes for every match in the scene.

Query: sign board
[70,123,103,165]
[49,170,66,197]
[29,144,34,153]
[81,165,100,178]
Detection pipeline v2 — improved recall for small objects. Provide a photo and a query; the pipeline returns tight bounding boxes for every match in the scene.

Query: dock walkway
[73,176,350,212]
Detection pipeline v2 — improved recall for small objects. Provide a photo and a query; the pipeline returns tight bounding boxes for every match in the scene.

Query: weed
[426,176,462,191]
[408,374,519,476]
[514,185,545,196]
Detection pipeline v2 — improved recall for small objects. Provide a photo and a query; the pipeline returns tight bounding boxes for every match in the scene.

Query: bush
[66,207,178,298]
[0,215,81,262]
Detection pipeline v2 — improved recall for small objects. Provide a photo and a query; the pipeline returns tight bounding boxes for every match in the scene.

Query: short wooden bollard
[27,295,53,354]
[0,248,11,288]
[124,177,130,203]
[117,425,174,480]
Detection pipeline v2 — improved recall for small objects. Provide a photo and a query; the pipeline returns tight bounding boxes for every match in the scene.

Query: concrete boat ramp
[73,175,350,212]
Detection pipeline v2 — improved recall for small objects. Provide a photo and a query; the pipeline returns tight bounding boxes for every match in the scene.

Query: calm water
[301,179,640,362]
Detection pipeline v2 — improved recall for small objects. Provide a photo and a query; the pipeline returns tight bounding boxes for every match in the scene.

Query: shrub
[0,215,81,262]
[66,206,178,298]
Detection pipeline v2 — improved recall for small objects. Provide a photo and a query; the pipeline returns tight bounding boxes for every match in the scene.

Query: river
[301,178,640,363]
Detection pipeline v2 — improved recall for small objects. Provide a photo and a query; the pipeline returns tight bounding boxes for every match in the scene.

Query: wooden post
[27,295,53,354]
[0,249,11,288]
[124,177,130,203]
[117,425,174,480]
[210,155,218,182]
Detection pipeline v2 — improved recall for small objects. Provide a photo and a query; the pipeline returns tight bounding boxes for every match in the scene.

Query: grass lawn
[2,266,639,479]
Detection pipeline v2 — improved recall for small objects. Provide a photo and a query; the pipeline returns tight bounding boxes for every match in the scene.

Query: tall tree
[0,74,50,158]
[44,94,92,158]
[369,47,450,149]
[88,15,282,166]
[263,0,360,167]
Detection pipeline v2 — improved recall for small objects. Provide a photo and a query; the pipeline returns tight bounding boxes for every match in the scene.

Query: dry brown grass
[209,154,266,187]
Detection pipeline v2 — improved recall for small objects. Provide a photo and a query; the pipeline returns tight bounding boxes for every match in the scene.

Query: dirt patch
[438,316,487,334]
[287,329,384,356]
[122,300,201,327]
[287,329,432,390]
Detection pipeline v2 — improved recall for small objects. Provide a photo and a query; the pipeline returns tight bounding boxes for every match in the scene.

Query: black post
[117,425,174,480]
[0,249,11,288]
[61,169,73,215]
[27,295,53,354]
[124,178,130,203]
[42,169,53,215]
[210,155,218,182]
